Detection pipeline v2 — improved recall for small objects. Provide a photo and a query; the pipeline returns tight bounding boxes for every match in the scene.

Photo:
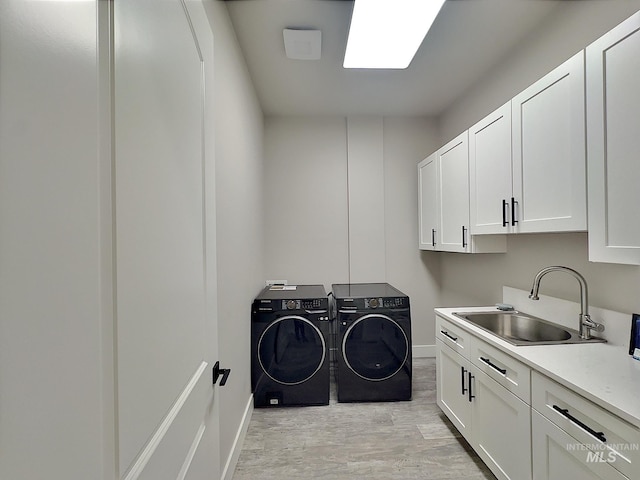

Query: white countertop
[435,305,640,429]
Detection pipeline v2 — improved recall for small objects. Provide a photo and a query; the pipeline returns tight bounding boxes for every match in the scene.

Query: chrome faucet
[528,266,604,340]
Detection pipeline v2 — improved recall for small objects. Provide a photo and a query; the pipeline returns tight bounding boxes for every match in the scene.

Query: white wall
[263,116,350,290]
[204,1,265,476]
[263,116,441,349]
[0,2,112,478]
[437,1,640,317]
[439,233,640,316]
[347,116,386,283]
[383,118,441,354]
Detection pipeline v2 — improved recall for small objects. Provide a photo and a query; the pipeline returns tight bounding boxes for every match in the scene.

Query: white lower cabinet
[533,411,629,480]
[436,312,640,480]
[436,339,472,437]
[532,372,639,480]
[471,368,531,480]
[436,319,532,480]
[436,314,640,480]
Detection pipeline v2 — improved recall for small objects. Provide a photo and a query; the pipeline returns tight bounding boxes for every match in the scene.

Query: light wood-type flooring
[232,358,496,480]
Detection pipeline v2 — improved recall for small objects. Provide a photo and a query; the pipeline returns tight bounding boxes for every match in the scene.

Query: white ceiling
[225,0,562,117]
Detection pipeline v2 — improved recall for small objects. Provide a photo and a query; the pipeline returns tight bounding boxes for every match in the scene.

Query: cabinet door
[469,102,513,235]
[471,368,532,480]
[512,51,587,233]
[436,340,472,437]
[532,411,629,480]
[438,131,470,252]
[418,153,438,250]
[587,11,640,265]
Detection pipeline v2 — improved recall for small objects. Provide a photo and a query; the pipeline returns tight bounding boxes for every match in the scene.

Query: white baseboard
[221,395,253,480]
[412,344,435,358]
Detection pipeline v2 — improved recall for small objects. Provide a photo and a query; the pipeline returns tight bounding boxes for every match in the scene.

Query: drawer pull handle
[440,330,458,342]
[552,405,607,443]
[480,356,507,375]
[461,366,467,395]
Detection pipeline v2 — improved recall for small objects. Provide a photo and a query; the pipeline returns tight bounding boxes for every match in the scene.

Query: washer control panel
[281,298,325,310]
[382,297,408,308]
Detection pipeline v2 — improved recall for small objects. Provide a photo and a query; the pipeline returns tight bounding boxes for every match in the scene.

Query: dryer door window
[342,314,408,381]
[258,315,326,385]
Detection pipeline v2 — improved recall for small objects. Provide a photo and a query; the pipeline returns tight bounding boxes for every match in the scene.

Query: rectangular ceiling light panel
[344,0,446,69]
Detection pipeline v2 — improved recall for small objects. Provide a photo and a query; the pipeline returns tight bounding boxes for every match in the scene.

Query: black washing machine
[251,284,330,407]
[332,283,412,402]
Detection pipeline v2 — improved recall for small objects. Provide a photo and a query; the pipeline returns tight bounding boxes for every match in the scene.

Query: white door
[587,11,640,265]
[438,132,470,252]
[418,153,438,250]
[511,51,587,233]
[114,1,220,479]
[469,102,513,235]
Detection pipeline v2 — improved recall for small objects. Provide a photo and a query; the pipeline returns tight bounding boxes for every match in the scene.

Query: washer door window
[342,314,408,381]
[258,315,326,385]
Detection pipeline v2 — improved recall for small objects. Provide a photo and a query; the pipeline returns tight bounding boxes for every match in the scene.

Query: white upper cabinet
[438,132,472,253]
[469,52,586,236]
[419,133,506,253]
[418,152,438,250]
[469,102,513,234]
[587,11,640,265]
[512,51,587,233]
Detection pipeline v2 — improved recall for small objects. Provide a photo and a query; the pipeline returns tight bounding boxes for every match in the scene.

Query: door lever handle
[213,361,231,386]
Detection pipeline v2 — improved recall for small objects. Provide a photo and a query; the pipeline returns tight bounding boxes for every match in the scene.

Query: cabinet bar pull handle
[440,330,458,342]
[432,228,436,247]
[552,405,607,443]
[468,371,475,401]
[461,366,468,395]
[502,199,508,227]
[511,197,518,225]
[462,226,468,248]
[480,356,507,375]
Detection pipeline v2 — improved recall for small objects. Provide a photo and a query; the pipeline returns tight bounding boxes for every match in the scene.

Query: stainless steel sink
[452,311,606,346]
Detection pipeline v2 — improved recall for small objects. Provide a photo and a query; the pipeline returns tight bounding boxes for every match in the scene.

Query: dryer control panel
[369,296,409,309]
[337,296,409,310]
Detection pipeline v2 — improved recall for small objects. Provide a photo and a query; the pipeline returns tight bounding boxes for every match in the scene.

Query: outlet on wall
[265,279,288,286]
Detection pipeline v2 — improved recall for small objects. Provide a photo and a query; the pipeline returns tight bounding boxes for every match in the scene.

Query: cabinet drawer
[436,315,471,359]
[532,372,640,479]
[533,410,629,480]
[469,337,531,403]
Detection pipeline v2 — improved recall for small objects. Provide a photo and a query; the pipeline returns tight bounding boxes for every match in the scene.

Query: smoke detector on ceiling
[283,28,321,60]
